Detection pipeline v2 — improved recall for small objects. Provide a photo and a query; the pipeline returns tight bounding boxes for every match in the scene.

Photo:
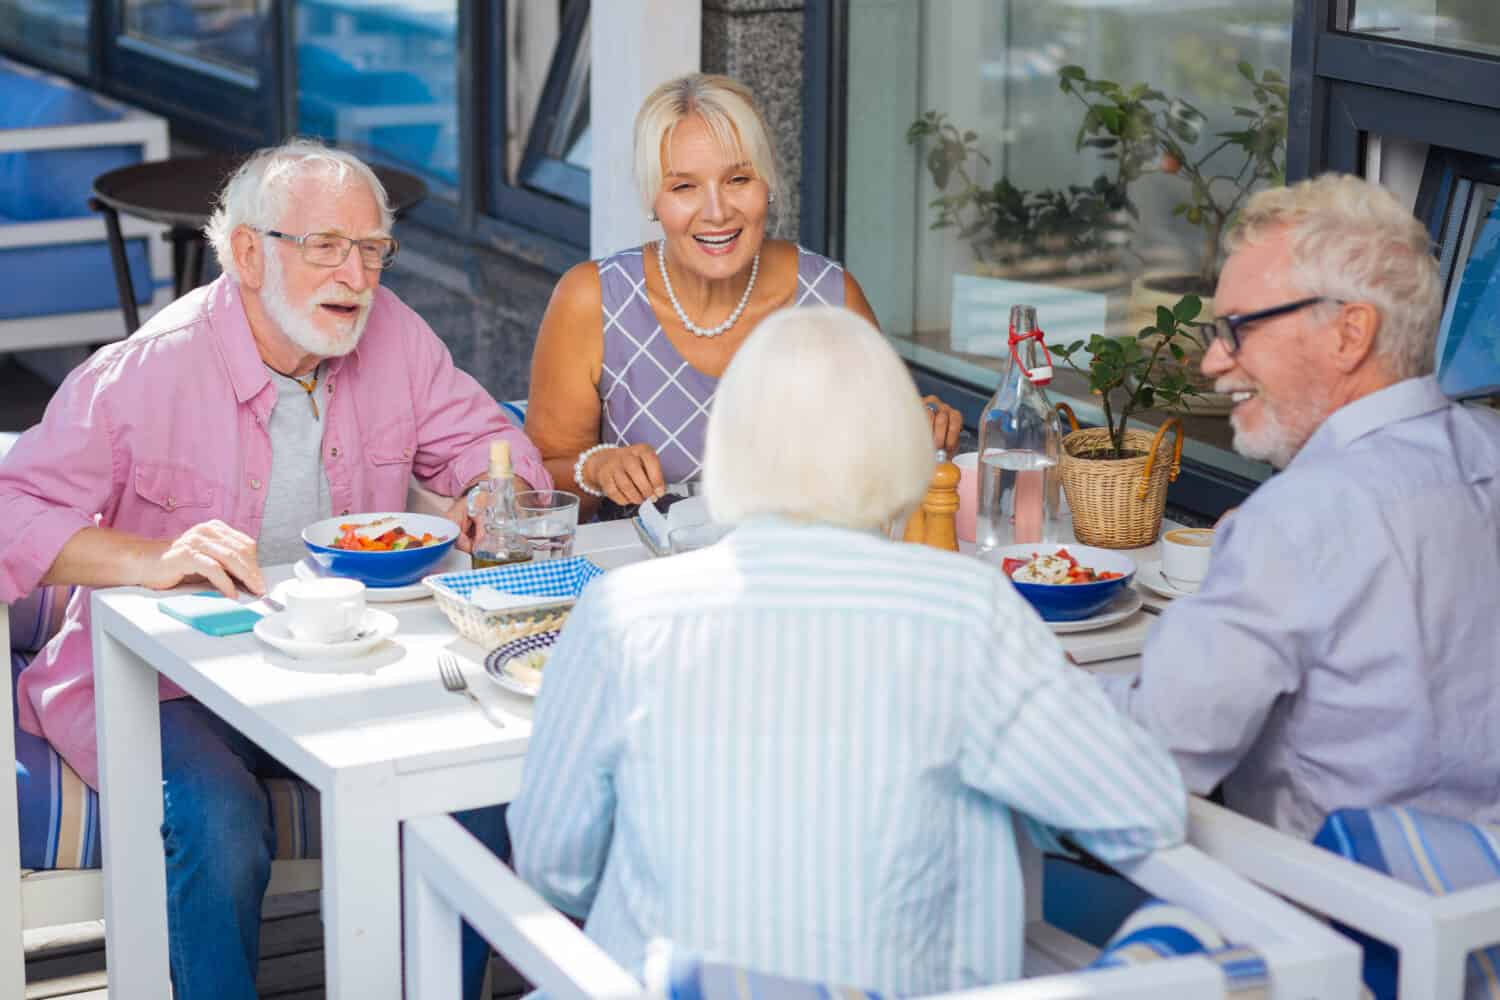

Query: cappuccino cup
[284,577,366,643]
[1160,527,1215,593]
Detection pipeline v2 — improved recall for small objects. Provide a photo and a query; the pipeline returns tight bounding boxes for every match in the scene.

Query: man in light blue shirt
[1101,174,1500,838]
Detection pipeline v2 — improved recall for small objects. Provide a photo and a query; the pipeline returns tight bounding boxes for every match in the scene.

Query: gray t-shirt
[257,366,333,566]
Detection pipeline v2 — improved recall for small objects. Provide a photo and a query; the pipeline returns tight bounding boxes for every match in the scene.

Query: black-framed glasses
[1193,297,1333,355]
[255,228,399,270]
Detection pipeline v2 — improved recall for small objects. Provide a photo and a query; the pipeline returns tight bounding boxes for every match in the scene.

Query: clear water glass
[514,490,580,560]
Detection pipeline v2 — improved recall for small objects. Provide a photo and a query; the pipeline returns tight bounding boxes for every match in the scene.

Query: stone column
[702,1,805,243]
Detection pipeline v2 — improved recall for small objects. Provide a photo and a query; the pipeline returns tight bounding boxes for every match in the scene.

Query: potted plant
[1046,294,1206,548]
[906,111,1131,287]
[1061,62,1287,411]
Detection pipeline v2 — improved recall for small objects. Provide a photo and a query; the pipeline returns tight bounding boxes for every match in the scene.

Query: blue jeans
[159,699,510,1000]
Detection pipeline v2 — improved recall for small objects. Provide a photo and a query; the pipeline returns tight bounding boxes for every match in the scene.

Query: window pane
[845,0,1292,481]
[0,0,90,75]
[294,0,459,190]
[1350,1,1500,59]
[122,0,261,77]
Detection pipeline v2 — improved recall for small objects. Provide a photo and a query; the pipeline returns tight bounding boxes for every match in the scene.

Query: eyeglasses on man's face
[1193,296,1333,355]
[255,228,399,270]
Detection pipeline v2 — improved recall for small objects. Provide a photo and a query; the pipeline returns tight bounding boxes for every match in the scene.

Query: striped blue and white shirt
[507,518,1186,995]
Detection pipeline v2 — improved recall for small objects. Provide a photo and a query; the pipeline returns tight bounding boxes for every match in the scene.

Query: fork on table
[437,654,507,728]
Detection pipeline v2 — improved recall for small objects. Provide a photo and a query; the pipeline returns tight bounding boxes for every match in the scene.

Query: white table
[91,519,646,1000]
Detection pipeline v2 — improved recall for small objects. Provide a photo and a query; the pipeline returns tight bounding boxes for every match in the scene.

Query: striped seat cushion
[500,399,528,427]
[644,943,884,1000]
[11,647,322,869]
[641,899,1262,999]
[1315,806,1500,1000]
[1089,899,1269,997]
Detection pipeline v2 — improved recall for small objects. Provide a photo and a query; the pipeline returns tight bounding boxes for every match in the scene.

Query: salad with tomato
[330,519,440,552]
[1003,548,1124,585]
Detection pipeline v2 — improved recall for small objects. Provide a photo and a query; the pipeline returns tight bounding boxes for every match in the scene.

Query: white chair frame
[1,600,321,995]
[1189,796,1500,999]
[402,813,1363,1000]
[0,86,175,351]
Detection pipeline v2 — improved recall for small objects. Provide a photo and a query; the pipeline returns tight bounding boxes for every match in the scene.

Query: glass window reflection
[123,0,261,77]
[1350,1,1500,59]
[295,0,459,189]
[845,0,1293,480]
[0,0,91,75]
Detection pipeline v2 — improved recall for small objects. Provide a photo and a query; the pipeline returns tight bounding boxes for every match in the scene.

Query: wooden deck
[23,890,530,999]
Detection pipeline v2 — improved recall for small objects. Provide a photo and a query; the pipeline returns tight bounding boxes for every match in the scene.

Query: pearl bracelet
[573,443,616,498]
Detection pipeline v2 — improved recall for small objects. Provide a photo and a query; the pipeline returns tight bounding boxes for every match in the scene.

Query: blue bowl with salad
[995,542,1136,622]
[302,512,459,588]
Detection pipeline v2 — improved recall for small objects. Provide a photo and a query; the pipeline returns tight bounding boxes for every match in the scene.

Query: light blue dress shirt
[1101,376,1500,838]
[508,518,1185,995]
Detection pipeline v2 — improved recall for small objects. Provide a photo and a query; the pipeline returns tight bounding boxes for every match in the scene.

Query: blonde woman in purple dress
[526,73,961,519]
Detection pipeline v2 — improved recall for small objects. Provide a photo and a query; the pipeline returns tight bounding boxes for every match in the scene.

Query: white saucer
[253,608,398,660]
[1048,590,1144,634]
[1137,560,1198,600]
[295,549,468,602]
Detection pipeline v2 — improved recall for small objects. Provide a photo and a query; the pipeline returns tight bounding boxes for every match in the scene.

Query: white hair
[704,307,934,531]
[1228,172,1441,379]
[633,73,784,232]
[203,139,393,282]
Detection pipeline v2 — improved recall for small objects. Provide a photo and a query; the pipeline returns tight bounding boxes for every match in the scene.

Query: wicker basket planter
[1057,411,1183,549]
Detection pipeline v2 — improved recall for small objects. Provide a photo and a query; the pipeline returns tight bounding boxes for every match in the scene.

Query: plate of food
[994,543,1136,622]
[483,630,560,698]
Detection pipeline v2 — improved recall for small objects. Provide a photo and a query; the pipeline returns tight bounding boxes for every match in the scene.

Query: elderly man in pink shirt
[0,141,546,1000]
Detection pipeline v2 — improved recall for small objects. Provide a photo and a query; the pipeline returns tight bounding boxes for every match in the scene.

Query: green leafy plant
[1060,61,1288,292]
[906,111,1130,266]
[1049,295,1206,458]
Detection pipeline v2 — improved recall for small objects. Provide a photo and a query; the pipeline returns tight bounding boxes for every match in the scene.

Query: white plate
[482,632,559,699]
[253,608,398,660]
[1047,590,1144,634]
[1136,560,1197,600]
[295,548,469,602]
[490,669,540,699]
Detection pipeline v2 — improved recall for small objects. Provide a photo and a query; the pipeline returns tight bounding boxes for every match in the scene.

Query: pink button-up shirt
[0,276,550,788]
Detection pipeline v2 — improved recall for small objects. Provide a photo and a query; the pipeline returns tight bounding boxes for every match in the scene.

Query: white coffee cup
[1160,527,1215,593]
[283,577,366,643]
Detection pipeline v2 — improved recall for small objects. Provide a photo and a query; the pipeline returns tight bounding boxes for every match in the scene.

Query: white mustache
[1214,381,1252,395]
[313,290,372,308]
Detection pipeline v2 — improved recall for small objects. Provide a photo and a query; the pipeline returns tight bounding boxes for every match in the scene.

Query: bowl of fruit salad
[302,513,459,588]
[995,543,1135,622]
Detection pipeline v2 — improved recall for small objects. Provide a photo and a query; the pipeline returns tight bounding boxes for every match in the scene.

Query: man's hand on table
[139,520,266,598]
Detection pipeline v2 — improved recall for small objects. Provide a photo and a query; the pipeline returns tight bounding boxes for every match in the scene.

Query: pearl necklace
[656,239,760,338]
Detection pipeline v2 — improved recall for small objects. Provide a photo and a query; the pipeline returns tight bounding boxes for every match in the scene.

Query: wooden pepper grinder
[903,452,961,552]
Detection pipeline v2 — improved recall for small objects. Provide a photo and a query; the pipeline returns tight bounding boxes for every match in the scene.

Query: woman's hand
[923,395,963,453]
[582,443,667,506]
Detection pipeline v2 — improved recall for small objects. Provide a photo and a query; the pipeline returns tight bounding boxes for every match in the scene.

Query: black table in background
[90,153,428,336]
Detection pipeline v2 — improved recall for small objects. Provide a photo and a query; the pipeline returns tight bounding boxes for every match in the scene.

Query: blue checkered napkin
[427,556,604,604]
[483,630,560,682]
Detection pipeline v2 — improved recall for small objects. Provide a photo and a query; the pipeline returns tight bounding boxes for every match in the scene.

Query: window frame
[0,0,590,272]
[516,0,591,211]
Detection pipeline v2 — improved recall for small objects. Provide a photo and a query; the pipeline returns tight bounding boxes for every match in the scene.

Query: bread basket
[423,556,604,649]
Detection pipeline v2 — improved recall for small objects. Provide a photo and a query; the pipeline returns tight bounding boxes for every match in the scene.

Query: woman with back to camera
[508,306,1186,993]
[524,72,962,519]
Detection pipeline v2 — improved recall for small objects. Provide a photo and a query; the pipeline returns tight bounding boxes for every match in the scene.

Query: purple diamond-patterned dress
[596,244,845,484]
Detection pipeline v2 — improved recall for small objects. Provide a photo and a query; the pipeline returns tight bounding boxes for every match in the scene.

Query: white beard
[261,249,372,358]
[1230,391,1329,470]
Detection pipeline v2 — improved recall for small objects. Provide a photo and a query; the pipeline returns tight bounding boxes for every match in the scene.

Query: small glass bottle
[975,304,1063,554]
[468,441,531,568]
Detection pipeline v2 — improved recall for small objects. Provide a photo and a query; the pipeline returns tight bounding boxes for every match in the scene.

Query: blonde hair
[203,139,393,282]
[1228,173,1440,379]
[633,73,784,231]
[704,307,933,531]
